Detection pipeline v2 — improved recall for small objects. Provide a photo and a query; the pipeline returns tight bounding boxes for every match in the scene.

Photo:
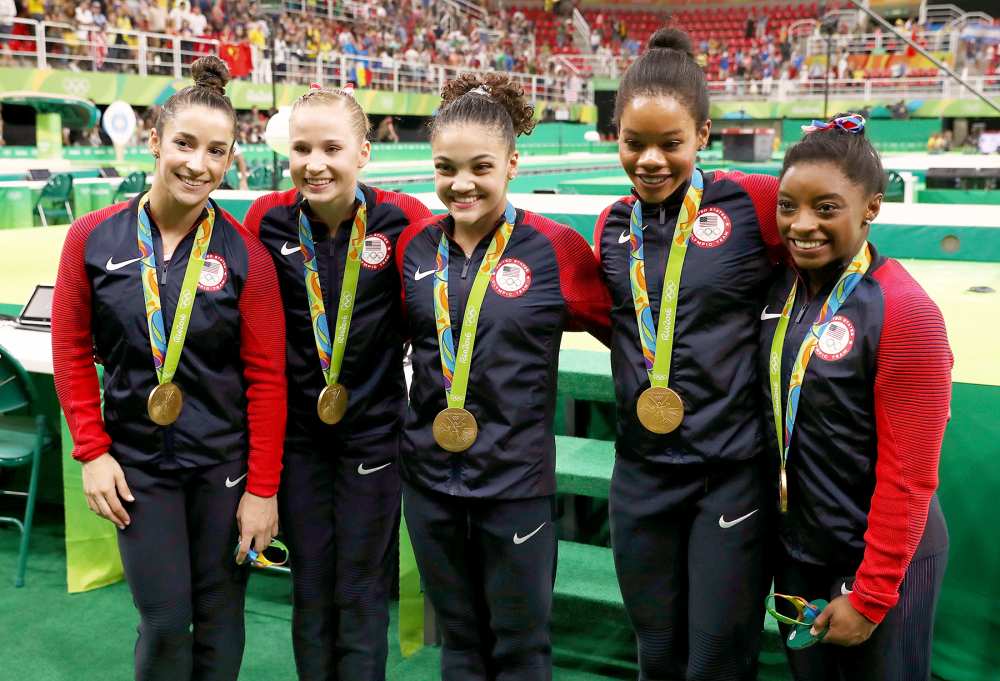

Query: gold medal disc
[779,468,789,514]
[432,407,478,453]
[317,383,349,425]
[636,386,684,434]
[148,382,184,426]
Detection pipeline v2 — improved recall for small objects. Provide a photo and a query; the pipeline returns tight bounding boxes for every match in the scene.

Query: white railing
[547,52,632,79]
[255,50,592,104]
[256,0,367,21]
[803,27,958,57]
[550,54,584,78]
[441,0,486,24]
[788,18,818,38]
[921,3,965,27]
[1,17,220,78]
[708,74,1000,102]
[572,8,592,54]
[943,11,995,32]
[0,17,589,106]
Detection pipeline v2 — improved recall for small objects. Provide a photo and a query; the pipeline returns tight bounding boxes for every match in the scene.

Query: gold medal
[317,383,349,425]
[779,467,788,513]
[148,382,183,426]
[432,407,478,453]
[636,386,684,434]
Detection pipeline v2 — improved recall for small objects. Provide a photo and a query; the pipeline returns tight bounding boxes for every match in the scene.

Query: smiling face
[148,104,234,209]
[618,94,710,204]
[432,122,517,234]
[777,161,882,273]
[289,101,371,205]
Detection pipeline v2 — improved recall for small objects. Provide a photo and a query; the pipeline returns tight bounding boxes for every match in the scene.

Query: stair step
[555,540,622,609]
[553,540,635,677]
[555,435,614,500]
[558,350,615,403]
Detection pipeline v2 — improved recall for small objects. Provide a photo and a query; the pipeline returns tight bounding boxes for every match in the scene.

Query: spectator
[168,0,190,34]
[27,0,44,22]
[375,114,399,143]
[0,0,15,36]
[187,3,207,36]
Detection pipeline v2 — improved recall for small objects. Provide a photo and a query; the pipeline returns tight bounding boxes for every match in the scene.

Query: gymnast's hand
[235,492,278,565]
[81,453,134,530]
[812,595,877,646]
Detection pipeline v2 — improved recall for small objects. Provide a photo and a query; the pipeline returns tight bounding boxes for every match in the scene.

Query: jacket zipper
[449,248,474,492]
[328,229,337,314]
[458,250,473,325]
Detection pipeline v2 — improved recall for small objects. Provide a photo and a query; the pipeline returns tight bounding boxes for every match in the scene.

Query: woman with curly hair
[395,72,611,680]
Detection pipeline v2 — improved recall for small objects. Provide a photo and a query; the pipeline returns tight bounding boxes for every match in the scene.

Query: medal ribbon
[768,242,872,481]
[298,186,367,387]
[433,202,516,409]
[628,170,704,387]
[137,194,214,385]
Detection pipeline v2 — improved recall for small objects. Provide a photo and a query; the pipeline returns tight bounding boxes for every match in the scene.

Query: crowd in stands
[0,0,997,90]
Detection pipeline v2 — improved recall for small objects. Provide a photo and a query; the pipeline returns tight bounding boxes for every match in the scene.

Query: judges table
[0,322,124,592]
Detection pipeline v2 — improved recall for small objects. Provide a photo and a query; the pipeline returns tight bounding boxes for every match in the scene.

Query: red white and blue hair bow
[801,113,866,135]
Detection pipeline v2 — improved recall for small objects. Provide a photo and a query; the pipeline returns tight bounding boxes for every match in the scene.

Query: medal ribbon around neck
[768,241,872,511]
[433,202,516,409]
[629,170,704,387]
[298,186,367,387]
[136,193,214,386]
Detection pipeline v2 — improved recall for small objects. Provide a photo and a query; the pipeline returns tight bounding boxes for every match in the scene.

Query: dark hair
[781,114,886,195]
[154,56,237,145]
[613,28,709,128]
[429,72,535,153]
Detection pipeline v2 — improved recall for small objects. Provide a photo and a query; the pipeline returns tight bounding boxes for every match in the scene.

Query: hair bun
[191,56,231,97]
[647,28,694,59]
[439,72,536,138]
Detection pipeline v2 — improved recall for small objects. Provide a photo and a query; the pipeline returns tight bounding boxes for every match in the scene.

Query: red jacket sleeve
[52,205,128,462]
[395,215,439,331]
[236,229,287,497]
[716,171,785,265]
[242,188,297,240]
[532,214,612,347]
[850,260,953,623]
[592,201,616,263]
[374,187,433,227]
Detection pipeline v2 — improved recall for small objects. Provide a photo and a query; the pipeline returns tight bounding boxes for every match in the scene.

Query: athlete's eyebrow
[433,154,498,162]
[291,137,348,145]
[621,128,685,136]
[778,191,846,201]
[172,131,230,147]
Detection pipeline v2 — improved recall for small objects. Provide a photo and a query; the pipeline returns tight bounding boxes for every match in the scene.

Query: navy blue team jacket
[595,171,782,464]
[243,184,431,447]
[396,208,611,499]
[759,244,952,623]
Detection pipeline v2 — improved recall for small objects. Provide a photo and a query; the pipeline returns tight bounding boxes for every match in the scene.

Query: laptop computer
[27,168,52,181]
[16,284,54,331]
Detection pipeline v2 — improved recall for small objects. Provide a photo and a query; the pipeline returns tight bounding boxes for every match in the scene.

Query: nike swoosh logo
[513,522,546,545]
[618,230,631,244]
[414,268,436,281]
[106,256,142,271]
[718,508,759,529]
[357,461,392,476]
[760,307,783,321]
[281,242,300,256]
[225,472,248,488]
[841,582,853,596]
